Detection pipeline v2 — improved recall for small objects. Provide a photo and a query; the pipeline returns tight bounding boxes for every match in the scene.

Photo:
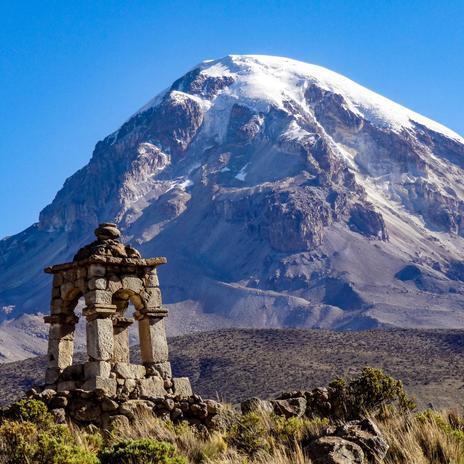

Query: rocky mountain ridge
[1,55,464,360]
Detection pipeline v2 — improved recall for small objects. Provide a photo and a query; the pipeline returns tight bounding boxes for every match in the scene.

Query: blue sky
[0,0,463,238]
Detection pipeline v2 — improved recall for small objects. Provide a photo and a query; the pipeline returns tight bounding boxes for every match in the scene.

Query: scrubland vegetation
[0,369,464,463]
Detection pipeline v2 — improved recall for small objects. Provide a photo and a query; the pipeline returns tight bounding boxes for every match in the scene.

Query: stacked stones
[42,223,191,406]
[28,388,221,430]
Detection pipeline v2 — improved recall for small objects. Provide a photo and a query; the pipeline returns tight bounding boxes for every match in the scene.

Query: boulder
[306,436,365,464]
[335,418,388,463]
[272,397,307,418]
[241,397,273,415]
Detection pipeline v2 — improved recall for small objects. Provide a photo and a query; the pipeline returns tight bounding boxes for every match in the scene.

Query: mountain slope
[1,55,464,357]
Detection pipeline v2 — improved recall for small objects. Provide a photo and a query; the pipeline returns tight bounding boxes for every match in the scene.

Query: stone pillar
[84,304,116,362]
[43,314,77,384]
[112,317,133,363]
[137,308,171,377]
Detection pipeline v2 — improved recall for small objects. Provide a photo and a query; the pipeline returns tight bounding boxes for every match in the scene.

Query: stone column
[137,308,171,378]
[112,317,133,363]
[83,304,116,362]
[43,314,77,384]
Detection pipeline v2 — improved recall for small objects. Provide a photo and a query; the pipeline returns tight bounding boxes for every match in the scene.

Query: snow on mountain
[1,54,464,362]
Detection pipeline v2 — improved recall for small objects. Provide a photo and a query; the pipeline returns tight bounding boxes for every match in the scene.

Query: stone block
[121,275,143,294]
[45,367,60,384]
[53,274,64,287]
[76,267,87,279]
[88,264,106,278]
[107,275,122,293]
[60,282,76,300]
[145,271,159,288]
[88,277,107,290]
[82,376,117,396]
[85,290,113,306]
[173,378,192,397]
[119,399,155,420]
[138,317,169,364]
[113,363,146,379]
[84,361,111,379]
[52,287,60,299]
[47,337,74,369]
[60,363,84,380]
[63,269,76,282]
[86,318,113,361]
[51,298,64,313]
[101,397,119,412]
[75,278,87,293]
[142,287,162,307]
[148,362,172,379]
[113,324,130,363]
[57,380,77,392]
[138,377,166,397]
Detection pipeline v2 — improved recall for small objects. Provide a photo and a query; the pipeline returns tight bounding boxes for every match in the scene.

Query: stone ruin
[42,222,192,399]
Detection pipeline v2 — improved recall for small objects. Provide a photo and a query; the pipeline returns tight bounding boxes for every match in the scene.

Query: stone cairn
[28,223,220,429]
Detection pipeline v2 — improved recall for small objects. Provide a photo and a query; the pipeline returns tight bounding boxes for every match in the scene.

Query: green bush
[0,419,99,464]
[7,399,53,427]
[328,367,416,419]
[226,412,270,456]
[100,438,187,464]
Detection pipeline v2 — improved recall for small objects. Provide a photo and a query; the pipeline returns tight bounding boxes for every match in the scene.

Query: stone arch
[110,288,142,363]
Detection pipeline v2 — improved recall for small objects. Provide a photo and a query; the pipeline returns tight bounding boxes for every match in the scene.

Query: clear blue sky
[1,0,463,238]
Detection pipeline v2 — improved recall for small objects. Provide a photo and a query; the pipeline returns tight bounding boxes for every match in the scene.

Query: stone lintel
[134,307,168,320]
[113,316,134,328]
[44,256,167,274]
[83,304,117,320]
[44,314,79,325]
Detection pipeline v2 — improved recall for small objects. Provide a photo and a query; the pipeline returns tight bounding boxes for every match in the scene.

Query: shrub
[100,438,187,464]
[226,411,270,456]
[0,419,99,464]
[328,367,416,419]
[7,399,53,427]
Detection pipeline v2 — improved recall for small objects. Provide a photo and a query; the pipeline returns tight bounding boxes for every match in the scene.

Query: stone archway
[43,223,192,398]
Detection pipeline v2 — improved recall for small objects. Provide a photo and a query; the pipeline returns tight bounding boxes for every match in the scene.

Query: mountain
[1,328,464,409]
[1,55,464,360]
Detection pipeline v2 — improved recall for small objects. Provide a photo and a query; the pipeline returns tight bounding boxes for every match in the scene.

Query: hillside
[1,328,463,409]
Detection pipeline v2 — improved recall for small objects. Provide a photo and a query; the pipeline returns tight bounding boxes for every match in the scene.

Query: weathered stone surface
[86,318,113,361]
[112,324,131,363]
[85,290,113,306]
[107,275,122,293]
[70,399,102,422]
[113,362,146,379]
[121,276,143,294]
[88,264,106,278]
[145,271,159,288]
[173,377,192,397]
[138,317,169,364]
[241,397,274,415]
[48,323,75,341]
[272,397,307,418]
[146,361,172,378]
[335,418,389,463]
[101,397,119,412]
[47,337,74,370]
[139,377,167,397]
[306,436,365,464]
[141,287,162,307]
[57,380,77,392]
[119,399,155,420]
[82,376,117,396]
[84,361,111,379]
[88,277,107,290]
